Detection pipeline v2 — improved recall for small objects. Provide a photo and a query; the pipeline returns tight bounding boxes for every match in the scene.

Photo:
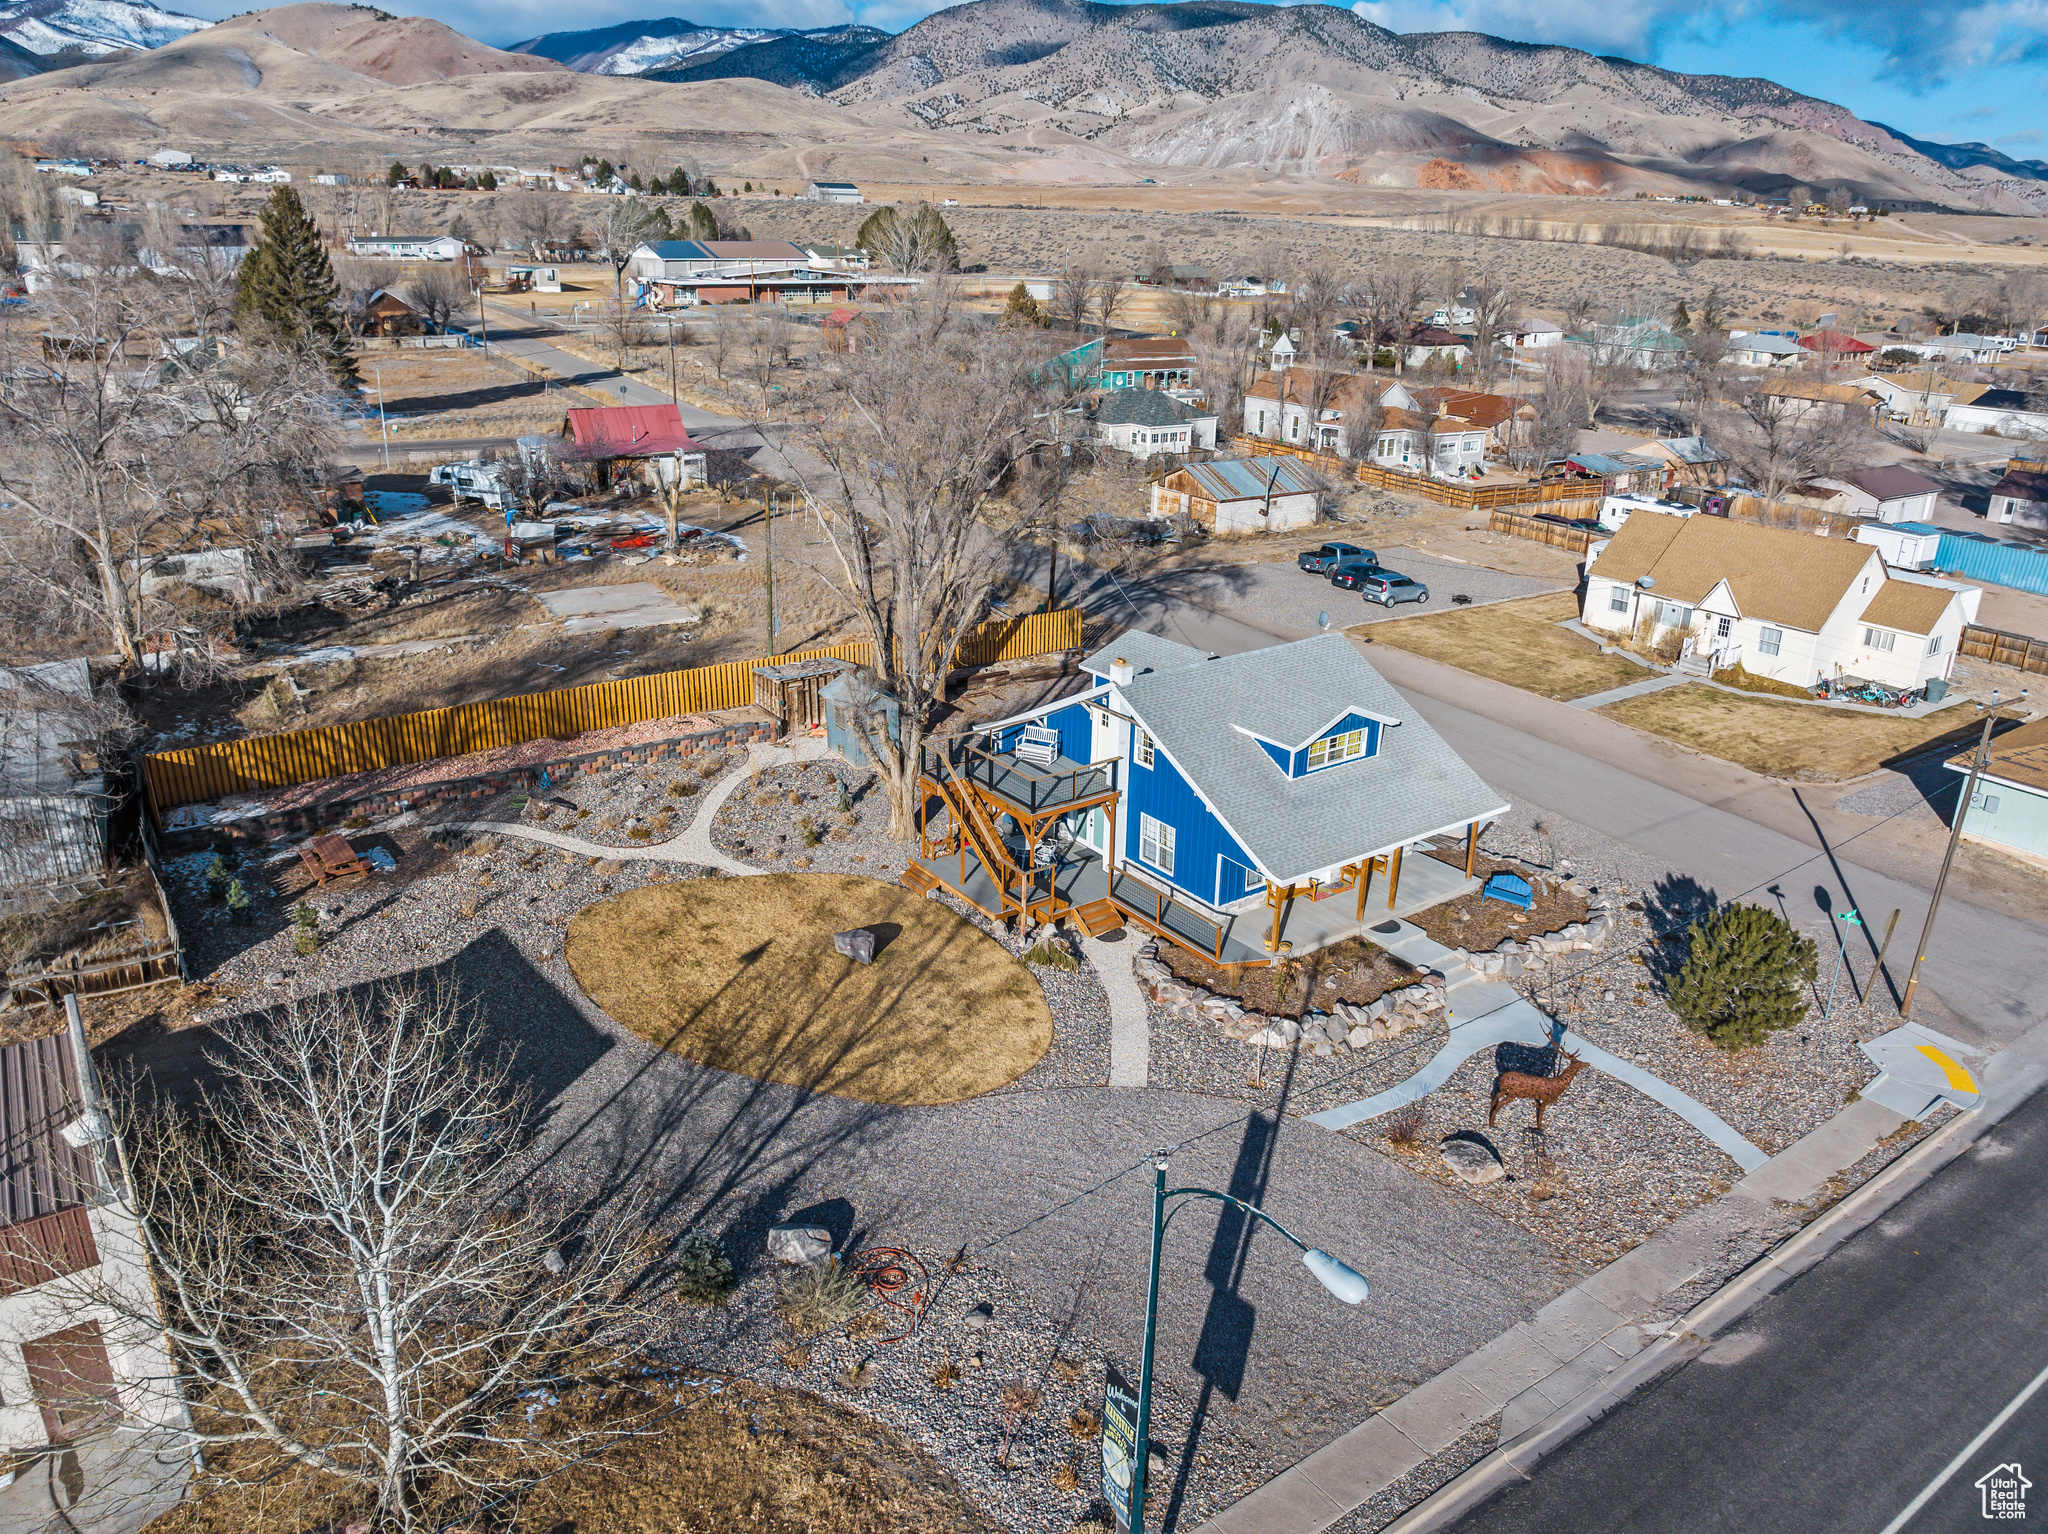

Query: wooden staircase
[1071,897,1126,937]
[898,864,941,896]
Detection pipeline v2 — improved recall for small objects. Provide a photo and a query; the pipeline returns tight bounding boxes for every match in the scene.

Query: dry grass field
[150,1371,996,1534]
[1600,683,1988,781]
[566,874,1052,1104]
[1359,591,1649,701]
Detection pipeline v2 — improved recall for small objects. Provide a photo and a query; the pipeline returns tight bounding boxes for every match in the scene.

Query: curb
[1376,1030,2048,1534]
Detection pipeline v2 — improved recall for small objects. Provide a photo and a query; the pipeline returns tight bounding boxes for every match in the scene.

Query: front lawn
[1357,591,1650,701]
[1599,684,1985,781]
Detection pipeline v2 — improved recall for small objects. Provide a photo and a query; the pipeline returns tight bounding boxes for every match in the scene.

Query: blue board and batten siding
[1253,714,1382,777]
[1124,731,1261,907]
[992,701,1095,758]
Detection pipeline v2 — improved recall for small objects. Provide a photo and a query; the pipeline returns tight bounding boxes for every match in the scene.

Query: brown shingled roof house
[1582,514,1973,692]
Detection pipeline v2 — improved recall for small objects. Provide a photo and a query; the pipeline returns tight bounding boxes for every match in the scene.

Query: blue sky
[180,0,2047,152]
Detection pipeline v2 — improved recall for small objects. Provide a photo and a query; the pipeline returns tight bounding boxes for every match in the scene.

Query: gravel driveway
[1083,548,1567,653]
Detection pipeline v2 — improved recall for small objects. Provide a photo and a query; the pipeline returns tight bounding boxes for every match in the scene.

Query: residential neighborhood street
[1443,1082,2048,1534]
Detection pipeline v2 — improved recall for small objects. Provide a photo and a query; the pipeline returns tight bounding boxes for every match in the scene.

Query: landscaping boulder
[1439,1138,1506,1185]
[833,927,878,965]
[1320,1014,1347,1044]
[767,1224,833,1265]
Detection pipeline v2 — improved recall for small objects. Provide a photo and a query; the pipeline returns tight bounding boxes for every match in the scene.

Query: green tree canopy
[670,166,691,196]
[236,185,357,388]
[386,161,407,187]
[1666,903,1818,1050]
[680,200,719,242]
[1001,281,1046,327]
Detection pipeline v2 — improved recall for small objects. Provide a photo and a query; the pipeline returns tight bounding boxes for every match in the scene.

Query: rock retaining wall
[1126,887,1626,1058]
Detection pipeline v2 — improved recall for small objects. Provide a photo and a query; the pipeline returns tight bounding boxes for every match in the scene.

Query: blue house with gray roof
[903,633,1507,965]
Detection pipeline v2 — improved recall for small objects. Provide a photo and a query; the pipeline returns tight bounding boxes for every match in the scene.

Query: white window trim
[1757,626,1783,656]
[1608,587,1629,613]
[1139,814,1175,876]
[1863,626,1897,652]
[1305,727,1368,772]
[1135,730,1154,768]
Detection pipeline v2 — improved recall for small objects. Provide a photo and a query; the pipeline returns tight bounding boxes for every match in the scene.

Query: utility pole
[764,488,778,650]
[1901,695,2012,1017]
[667,314,679,404]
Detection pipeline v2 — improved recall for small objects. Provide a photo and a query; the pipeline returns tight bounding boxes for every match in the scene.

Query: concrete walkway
[1305,921,1769,1172]
[1565,672,1691,711]
[1084,933,1152,1089]
[447,737,824,875]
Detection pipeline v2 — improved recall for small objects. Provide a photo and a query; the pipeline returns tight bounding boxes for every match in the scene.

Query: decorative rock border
[1129,884,1626,1058]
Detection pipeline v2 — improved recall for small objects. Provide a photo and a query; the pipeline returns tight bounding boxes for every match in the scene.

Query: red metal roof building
[561,404,701,459]
[1798,330,1876,356]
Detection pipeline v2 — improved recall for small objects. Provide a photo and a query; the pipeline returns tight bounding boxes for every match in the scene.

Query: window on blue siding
[1306,728,1367,771]
[1139,814,1174,875]
[1135,730,1154,768]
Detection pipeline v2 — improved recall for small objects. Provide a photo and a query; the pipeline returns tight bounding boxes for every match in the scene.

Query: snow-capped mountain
[510,18,773,75]
[511,17,869,77]
[0,0,208,58]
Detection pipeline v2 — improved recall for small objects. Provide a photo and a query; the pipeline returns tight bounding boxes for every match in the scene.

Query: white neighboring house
[1582,513,1970,691]
[804,181,862,203]
[314,172,351,186]
[1943,388,2048,441]
[0,1025,187,1524]
[1725,331,1803,368]
[1911,333,2006,365]
[1506,319,1562,351]
[1810,464,1942,523]
[1241,367,1418,455]
[1092,388,1217,458]
[345,234,470,262]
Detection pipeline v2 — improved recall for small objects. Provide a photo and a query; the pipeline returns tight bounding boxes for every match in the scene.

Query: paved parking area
[1081,548,1569,656]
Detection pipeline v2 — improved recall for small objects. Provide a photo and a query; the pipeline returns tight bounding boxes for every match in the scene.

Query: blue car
[1298,541,1375,574]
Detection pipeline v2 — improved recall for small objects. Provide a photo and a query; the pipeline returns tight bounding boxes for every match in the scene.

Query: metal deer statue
[1488,1047,1587,1129]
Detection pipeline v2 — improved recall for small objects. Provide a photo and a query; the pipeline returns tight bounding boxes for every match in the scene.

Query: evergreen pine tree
[1672,298,1692,333]
[237,185,358,388]
[670,166,691,196]
[681,200,718,242]
[386,160,407,187]
[1666,904,1817,1050]
[478,169,497,191]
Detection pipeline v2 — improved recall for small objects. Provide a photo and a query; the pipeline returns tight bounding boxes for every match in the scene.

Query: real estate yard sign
[1103,1363,1139,1532]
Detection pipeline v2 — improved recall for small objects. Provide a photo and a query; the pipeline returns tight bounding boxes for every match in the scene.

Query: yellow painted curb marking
[1916,1045,1978,1096]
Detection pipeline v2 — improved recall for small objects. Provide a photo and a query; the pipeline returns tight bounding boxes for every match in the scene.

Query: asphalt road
[1446,1083,2048,1534]
[1074,561,2048,1046]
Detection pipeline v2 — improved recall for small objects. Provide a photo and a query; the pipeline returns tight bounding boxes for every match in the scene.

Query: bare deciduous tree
[1713,387,1873,503]
[1356,258,1425,375]
[0,276,340,678]
[1464,275,1515,392]
[509,194,568,257]
[74,985,650,1530]
[790,292,1074,838]
[1050,262,1095,335]
[1091,271,1130,336]
[405,263,468,332]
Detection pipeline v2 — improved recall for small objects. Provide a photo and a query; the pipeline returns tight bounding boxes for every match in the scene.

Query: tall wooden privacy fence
[1960,623,2048,677]
[1487,508,1597,553]
[145,608,1083,815]
[1225,439,1603,511]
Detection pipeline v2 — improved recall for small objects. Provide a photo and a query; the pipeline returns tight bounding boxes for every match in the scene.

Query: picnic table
[298,833,369,885]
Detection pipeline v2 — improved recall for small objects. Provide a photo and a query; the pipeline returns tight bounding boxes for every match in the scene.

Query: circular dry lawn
[566,874,1052,1105]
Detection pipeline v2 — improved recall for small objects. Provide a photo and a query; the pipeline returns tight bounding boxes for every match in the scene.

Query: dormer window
[1306,728,1368,771]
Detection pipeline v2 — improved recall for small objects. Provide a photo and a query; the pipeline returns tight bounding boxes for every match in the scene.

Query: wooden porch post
[1353,862,1368,922]
[1464,821,1478,878]
[1387,845,1404,910]
[1024,818,1042,926]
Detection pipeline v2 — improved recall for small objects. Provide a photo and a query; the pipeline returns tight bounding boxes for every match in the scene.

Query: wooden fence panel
[1487,508,1597,553]
[1960,624,2048,676]
[1225,438,1601,510]
[143,610,1086,815]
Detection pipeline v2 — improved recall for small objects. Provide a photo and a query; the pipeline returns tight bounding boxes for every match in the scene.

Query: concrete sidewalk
[1194,1019,2039,1534]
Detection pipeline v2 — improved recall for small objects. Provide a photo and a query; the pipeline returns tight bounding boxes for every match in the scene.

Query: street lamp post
[1121,1150,1369,1534]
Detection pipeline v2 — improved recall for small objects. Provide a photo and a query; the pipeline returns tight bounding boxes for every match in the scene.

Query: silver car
[1359,573,1429,607]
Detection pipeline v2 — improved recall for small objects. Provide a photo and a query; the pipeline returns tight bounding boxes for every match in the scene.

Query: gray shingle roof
[1093,389,1209,427]
[1081,633,1211,681]
[1114,634,1507,883]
